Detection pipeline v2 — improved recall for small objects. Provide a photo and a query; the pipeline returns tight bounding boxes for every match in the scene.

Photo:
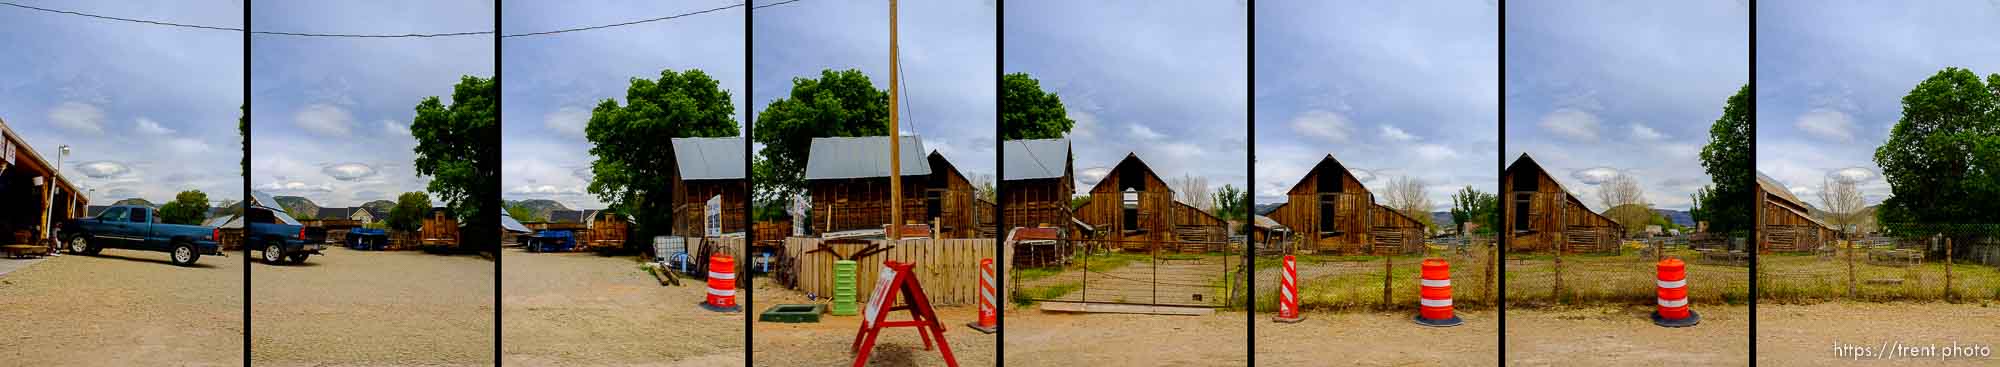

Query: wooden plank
[1037,302,1213,316]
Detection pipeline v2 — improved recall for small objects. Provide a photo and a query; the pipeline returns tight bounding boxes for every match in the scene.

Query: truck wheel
[263,244,285,264]
[68,236,98,255]
[286,253,309,264]
[170,242,199,266]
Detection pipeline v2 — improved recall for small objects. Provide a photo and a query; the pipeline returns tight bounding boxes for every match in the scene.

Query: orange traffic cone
[967,258,997,334]
[701,253,740,312]
[1652,258,1699,327]
[1413,258,1462,327]
[1273,255,1304,323]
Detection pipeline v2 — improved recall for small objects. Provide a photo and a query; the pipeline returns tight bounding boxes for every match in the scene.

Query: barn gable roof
[1757,171,1834,229]
[1086,153,1167,194]
[672,137,746,180]
[805,136,931,180]
[1288,154,1365,194]
[1506,153,1621,226]
[1002,138,1070,181]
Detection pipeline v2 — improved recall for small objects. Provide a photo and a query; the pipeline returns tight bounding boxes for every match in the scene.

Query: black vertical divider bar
[743,1,755,365]
[993,0,1007,364]
[493,2,504,365]
[1244,1,1256,365]
[241,1,252,364]
[1495,0,1508,364]
[1746,1,1757,364]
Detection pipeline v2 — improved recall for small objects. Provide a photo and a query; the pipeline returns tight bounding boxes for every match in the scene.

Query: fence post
[1483,238,1495,305]
[1846,237,1856,298]
[1382,253,1393,310]
[1554,239,1564,306]
[1945,237,1954,302]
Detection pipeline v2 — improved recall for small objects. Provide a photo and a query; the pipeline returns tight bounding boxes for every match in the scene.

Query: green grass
[1505,247,1749,308]
[1759,248,2000,304]
[1011,282,1081,306]
[1252,252,1497,313]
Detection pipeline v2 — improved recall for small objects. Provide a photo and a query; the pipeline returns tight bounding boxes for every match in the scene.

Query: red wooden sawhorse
[850,260,958,367]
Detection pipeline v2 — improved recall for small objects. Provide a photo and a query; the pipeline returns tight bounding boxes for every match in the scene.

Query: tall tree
[1689,186,1710,229]
[1817,176,1867,236]
[387,191,431,232]
[752,69,891,200]
[1873,67,2000,243]
[1001,72,1075,140]
[1211,184,1248,221]
[1383,176,1434,229]
[157,190,210,225]
[1597,173,1652,234]
[411,75,498,245]
[1171,173,1212,211]
[1449,186,1498,235]
[586,69,738,240]
[1699,84,1753,234]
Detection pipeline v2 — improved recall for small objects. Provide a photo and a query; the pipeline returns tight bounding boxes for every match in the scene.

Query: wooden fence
[783,237,995,306]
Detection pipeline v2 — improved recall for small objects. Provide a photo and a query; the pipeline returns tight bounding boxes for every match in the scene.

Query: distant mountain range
[504,199,573,222]
[1653,209,1694,227]
[272,196,321,218]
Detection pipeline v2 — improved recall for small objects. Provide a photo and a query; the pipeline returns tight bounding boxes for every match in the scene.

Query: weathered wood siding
[1074,155,1177,250]
[808,176,929,234]
[1757,184,1836,253]
[1503,157,1622,253]
[784,237,995,306]
[1267,156,1428,254]
[673,179,748,237]
[927,153,981,239]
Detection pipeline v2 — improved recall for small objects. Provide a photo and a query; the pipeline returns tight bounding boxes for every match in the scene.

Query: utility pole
[887,0,902,241]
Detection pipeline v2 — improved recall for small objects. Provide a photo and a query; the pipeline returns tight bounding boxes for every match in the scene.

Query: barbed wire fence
[1759,223,2000,304]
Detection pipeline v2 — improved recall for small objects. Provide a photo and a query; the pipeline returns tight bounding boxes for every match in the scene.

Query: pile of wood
[216,228,244,251]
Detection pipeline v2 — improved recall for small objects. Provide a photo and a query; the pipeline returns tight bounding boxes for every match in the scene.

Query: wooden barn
[804,136,931,235]
[1073,153,1228,252]
[670,137,749,237]
[925,151,984,239]
[419,207,461,248]
[1502,154,1623,253]
[1263,155,1427,255]
[1757,172,1837,252]
[578,210,630,250]
[1001,139,1076,233]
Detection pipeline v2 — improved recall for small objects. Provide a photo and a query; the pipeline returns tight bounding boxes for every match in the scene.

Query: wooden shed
[1073,153,1226,252]
[1502,154,1623,253]
[419,207,461,248]
[1,118,89,244]
[670,137,749,237]
[579,210,629,250]
[1263,155,1427,254]
[1001,139,1076,233]
[925,151,983,239]
[805,136,931,235]
[1756,172,1837,252]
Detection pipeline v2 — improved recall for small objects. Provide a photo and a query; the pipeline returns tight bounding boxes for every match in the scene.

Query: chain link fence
[1759,224,2000,304]
[1249,235,1496,313]
[1505,234,1751,308]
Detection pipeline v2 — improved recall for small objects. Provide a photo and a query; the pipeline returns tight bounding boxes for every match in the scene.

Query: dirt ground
[1505,305,1748,366]
[1758,302,2000,366]
[502,247,743,366]
[1254,309,1497,366]
[0,249,243,365]
[251,246,494,366]
[751,278,995,366]
[1016,254,1233,307]
[1003,305,1248,366]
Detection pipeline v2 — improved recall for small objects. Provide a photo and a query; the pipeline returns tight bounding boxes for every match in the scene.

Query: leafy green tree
[1689,186,1710,228]
[586,69,738,240]
[1873,67,2000,241]
[240,105,248,177]
[505,202,543,223]
[1698,84,1753,235]
[411,76,497,244]
[752,69,891,201]
[387,192,431,232]
[1001,72,1075,140]
[157,190,210,225]
[1210,184,1248,220]
[1449,186,1498,235]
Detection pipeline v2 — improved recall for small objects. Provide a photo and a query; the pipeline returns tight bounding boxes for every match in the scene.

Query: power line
[1,0,807,39]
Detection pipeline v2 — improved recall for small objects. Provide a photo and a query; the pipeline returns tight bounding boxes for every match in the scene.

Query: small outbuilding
[670,137,749,237]
[1502,154,1623,253]
[1263,155,1427,255]
[804,136,931,235]
[1756,172,1837,252]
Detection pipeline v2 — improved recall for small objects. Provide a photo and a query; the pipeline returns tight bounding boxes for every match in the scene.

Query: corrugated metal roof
[1756,171,1807,206]
[804,136,931,180]
[500,212,531,233]
[1002,138,1069,181]
[672,137,745,180]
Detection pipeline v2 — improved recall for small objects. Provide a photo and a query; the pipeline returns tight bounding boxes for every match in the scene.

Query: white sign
[862,265,899,326]
[704,195,722,237]
[2,136,15,165]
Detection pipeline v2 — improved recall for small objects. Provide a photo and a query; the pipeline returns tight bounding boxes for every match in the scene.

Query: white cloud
[1380,125,1417,141]
[1349,168,1378,183]
[75,161,131,178]
[1127,124,1166,140]
[1795,108,1855,142]
[1076,166,1111,188]
[1826,167,1877,183]
[1629,123,1666,140]
[1539,108,1600,141]
[1570,167,1621,185]
[321,162,379,181]
[1412,144,1458,160]
[381,120,410,137]
[1290,110,1352,142]
[48,102,106,134]
[257,180,334,193]
[134,118,176,135]
[507,184,584,195]
[544,107,590,139]
[1068,109,1098,138]
[165,138,211,154]
[294,103,354,137]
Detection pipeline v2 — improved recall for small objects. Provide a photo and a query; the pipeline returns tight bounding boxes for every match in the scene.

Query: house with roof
[670,137,748,237]
[1757,172,1837,252]
[925,150,990,239]
[1503,154,1623,252]
[1264,154,1427,254]
[804,136,932,236]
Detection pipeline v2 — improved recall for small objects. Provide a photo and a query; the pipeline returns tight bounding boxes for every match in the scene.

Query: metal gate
[1011,237,1239,307]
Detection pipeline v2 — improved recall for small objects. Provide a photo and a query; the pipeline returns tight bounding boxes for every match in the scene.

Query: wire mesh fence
[1009,237,1241,308]
[1504,235,1751,308]
[1248,235,1497,313]
[1759,227,2000,304]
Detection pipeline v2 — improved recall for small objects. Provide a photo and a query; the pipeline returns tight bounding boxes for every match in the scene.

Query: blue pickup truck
[58,205,222,266]
[247,191,320,264]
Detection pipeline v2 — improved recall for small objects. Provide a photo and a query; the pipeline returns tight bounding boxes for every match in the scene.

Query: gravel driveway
[502,247,744,366]
[0,248,243,366]
[251,246,493,366]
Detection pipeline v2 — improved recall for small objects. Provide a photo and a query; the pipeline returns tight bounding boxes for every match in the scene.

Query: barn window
[1318,193,1339,236]
[1513,193,1531,233]
[1122,188,1141,232]
[926,188,943,221]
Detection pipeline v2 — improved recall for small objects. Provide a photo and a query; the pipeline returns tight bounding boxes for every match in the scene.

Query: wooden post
[1945,236,1954,302]
[1381,253,1393,310]
[1554,236,1564,305]
[886,0,902,241]
[1483,238,1495,305]
[1845,237,1856,298]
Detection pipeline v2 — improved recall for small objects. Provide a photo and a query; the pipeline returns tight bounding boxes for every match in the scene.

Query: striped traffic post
[700,253,740,312]
[967,258,997,333]
[1273,255,1304,323]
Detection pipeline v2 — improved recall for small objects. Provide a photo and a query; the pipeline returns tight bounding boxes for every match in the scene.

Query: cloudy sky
[1505,0,1747,211]
[754,0,995,185]
[502,0,745,210]
[1005,0,1246,195]
[0,0,243,205]
[251,1,493,207]
[1254,1,1497,210]
[1757,0,2000,207]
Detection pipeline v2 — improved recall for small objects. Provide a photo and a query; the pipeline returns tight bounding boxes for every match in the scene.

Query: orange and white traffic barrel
[968,258,998,333]
[1652,257,1699,327]
[1273,255,1304,323]
[701,253,740,312]
[1413,258,1462,327]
